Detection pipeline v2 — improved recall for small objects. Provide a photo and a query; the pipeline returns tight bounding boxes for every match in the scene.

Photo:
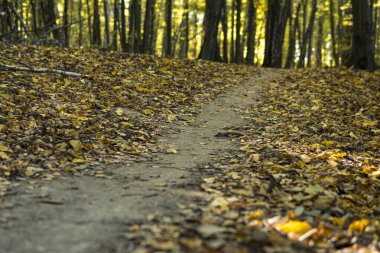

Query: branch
[0,62,81,77]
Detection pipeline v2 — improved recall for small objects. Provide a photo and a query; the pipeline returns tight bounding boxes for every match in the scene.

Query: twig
[0,54,32,69]
[0,62,81,77]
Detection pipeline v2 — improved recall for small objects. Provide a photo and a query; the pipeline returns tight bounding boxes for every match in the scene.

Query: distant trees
[0,0,379,69]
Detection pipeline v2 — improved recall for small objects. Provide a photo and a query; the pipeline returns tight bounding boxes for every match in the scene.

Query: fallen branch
[0,62,82,77]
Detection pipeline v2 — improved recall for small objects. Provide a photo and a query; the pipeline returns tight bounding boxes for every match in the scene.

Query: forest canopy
[0,0,379,69]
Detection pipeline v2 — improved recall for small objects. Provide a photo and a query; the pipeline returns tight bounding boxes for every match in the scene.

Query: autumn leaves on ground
[1,45,380,252]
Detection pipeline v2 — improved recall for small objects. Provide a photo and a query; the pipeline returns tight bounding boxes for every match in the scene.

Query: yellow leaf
[348,219,369,234]
[362,120,377,127]
[210,197,230,214]
[249,154,260,162]
[276,220,312,234]
[167,113,176,121]
[69,140,83,151]
[166,146,177,154]
[143,109,154,115]
[115,108,124,116]
[0,152,9,160]
[0,144,11,152]
[245,210,262,222]
[300,154,311,163]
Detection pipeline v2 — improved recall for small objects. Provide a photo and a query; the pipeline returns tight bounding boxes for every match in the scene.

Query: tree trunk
[220,0,228,62]
[142,0,156,54]
[103,0,110,48]
[120,0,127,51]
[63,0,69,47]
[263,0,291,68]
[78,0,83,47]
[179,0,189,58]
[230,0,235,63]
[297,0,317,68]
[316,15,324,67]
[285,3,300,68]
[41,0,60,41]
[92,0,101,47]
[245,0,256,65]
[86,0,92,45]
[191,2,198,58]
[163,0,172,57]
[329,0,339,66]
[346,0,376,69]
[127,0,141,53]
[235,0,242,63]
[198,0,223,62]
[112,0,119,51]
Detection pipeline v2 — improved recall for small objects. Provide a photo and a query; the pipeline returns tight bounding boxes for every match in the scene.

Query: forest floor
[0,45,379,253]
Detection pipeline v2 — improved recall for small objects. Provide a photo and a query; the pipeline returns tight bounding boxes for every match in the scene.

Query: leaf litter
[124,69,380,252]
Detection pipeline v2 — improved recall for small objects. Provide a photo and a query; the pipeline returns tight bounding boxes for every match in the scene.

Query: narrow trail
[0,70,282,253]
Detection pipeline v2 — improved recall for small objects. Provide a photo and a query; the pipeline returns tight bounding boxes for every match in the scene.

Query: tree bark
[316,15,324,67]
[63,0,69,47]
[245,0,256,65]
[285,3,300,68]
[198,0,223,62]
[230,0,235,63]
[346,0,377,69]
[263,0,291,68]
[297,0,317,68]
[163,0,172,57]
[92,0,101,47]
[235,0,242,63]
[142,0,156,54]
[179,0,189,58]
[120,0,127,51]
[329,0,339,66]
[86,0,92,45]
[103,0,110,48]
[221,0,228,63]
[112,0,119,51]
[78,0,83,47]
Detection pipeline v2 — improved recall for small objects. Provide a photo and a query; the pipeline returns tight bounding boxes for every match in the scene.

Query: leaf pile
[124,69,380,252]
[0,44,250,184]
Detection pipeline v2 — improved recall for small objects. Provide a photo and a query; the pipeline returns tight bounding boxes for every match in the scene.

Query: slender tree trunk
[235,0,242,63]
[92,0,101,47]
[86,0,92,45]
[198,0,223,62]
[163,0,172,57]
[63,0,69,47]
[191,2,198,58]
[346,0,376,69]
[285,3,300,68]
[78,0,83,47]
[230,0,235,63]
[179,0,189,58]
[221,0,228,62]
[329,0,339,66]
[142,0,156,54]
[30,0,37,37]
[103,0,110,48]
[120,0,127,51]
[245,0,256,65]
[316,15,324,67]
[112,0,119,50]
[297,0,317,68]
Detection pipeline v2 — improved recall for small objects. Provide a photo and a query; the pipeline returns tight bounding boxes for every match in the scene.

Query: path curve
[0,69,282,253]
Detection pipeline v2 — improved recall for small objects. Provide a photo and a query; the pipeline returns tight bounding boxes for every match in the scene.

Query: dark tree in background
[263,0,291,68]
[120,0,127,51]
[347,0,377,69]
[179,0,190,58]
[128,0,141,53]
[142,0,156,54]
[163,0,172,57]
[245,0,256,65]
[198,0,223,62]
[92,0,101,47]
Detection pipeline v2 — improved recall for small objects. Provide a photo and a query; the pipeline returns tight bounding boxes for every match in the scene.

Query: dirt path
[0,70,281,253]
